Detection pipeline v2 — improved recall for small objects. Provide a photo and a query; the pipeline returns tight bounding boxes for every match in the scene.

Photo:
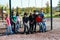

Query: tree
[18,8,21,14]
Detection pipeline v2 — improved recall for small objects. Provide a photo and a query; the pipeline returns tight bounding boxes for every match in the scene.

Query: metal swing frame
[9,0,53,30]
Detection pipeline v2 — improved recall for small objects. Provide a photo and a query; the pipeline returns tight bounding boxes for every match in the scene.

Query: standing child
[16,13,20,32]
[12,13,17,33]
[39,10,46,32]
[29,13,34,34]
[5,14,13,35]
[23,13,29,34]
[33,10,37,32]
[36,15,42,32]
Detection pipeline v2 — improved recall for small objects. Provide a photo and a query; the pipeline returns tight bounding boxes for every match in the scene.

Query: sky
[0,0,59,8]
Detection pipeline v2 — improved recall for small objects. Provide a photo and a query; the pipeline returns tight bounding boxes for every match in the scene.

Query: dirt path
[46,18,60,30]
[0,29,60,40]
[0,18,60,40]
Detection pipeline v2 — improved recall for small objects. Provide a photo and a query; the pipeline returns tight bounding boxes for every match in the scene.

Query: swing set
[0,0,53,35]
[9,0,53,30]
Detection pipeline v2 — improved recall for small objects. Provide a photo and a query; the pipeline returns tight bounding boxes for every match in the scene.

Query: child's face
[38,15,40,18]
[24,15,26,17]
[30,13,32,16]
[5,14,8,19]
[13,13,16,16]
[13,12,16,16]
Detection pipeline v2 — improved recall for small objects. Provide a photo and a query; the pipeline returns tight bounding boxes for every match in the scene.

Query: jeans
[42,22,46,32]
[23,23,28,33]
[12,22,16,33]
[33,22,36,32]
[6,25,13,35]
[15,23,20,32]
[29,23,34,33]
[38,22,46,32]
[38,22,43,32]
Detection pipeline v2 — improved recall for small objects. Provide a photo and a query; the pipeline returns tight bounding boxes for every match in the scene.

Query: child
[36,15,43,32]
[23,13,29,34]
[39,10,46,32]
[5,14,13,35]
[16,14,20,32]
[29,13,34,34]
[36,15,42,23]
[12,13,17,33]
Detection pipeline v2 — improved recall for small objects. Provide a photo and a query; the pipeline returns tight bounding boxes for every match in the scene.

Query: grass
[44,12,60,18]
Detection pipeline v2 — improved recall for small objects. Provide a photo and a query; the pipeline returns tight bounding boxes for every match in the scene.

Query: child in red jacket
[36,15,43,32]
[36,15,42,23]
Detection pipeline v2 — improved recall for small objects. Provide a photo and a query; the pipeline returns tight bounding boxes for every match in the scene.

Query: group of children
[5,10,46,35]
[23,10,46,34]
[5,12,20,35]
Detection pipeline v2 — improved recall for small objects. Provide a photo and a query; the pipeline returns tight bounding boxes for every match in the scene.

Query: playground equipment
[9,0,53,30]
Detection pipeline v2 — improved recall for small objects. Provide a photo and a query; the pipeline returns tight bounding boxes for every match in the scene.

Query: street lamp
[50,0,53,30]
[16,7,18,15]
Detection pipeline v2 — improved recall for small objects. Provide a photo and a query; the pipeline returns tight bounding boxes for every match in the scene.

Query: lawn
[44,12,60,18]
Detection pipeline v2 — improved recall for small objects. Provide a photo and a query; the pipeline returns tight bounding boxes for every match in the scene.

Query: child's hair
[24,12,27,16]
[30,13,33,16]
[34,10,36,13]
[16,13,19,16]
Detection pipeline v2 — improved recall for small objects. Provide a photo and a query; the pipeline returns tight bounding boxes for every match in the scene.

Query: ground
[0,18,60,40]
[0,29,60,40]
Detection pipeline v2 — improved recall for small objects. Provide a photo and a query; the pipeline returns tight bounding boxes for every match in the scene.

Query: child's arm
[4,20,7,27]
[12,19,16,23]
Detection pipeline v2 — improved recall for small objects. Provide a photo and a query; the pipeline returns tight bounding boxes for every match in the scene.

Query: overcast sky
[0,0,59,8]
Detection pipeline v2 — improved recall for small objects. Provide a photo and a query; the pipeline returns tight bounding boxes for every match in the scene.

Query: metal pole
[21,0,23,13]
[35,0,36,10]
[35,0,36,7]
[28,0,30,7]
[21,0,22,8]
[2,7,3,20]
[16,7,18,15]
[9,0,12,23]
[50,0,53,30]
[28,0,30,13]
[41,0,43,8]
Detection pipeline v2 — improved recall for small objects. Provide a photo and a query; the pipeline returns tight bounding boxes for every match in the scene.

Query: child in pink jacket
[5,14,13,35]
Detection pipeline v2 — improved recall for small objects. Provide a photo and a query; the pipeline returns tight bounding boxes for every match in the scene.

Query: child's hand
[31,22,33,24]
[5,24,7,26]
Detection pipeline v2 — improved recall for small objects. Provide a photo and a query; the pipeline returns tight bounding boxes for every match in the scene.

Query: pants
[38,23,43,32]
[29,23,34,33]
[12,22,16,33]
[24,23,28,33]
[15,23,20,32]
[33,22,36,32]
[42,22,46,32]
[6,25,13,35]
[38,22,46,32]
